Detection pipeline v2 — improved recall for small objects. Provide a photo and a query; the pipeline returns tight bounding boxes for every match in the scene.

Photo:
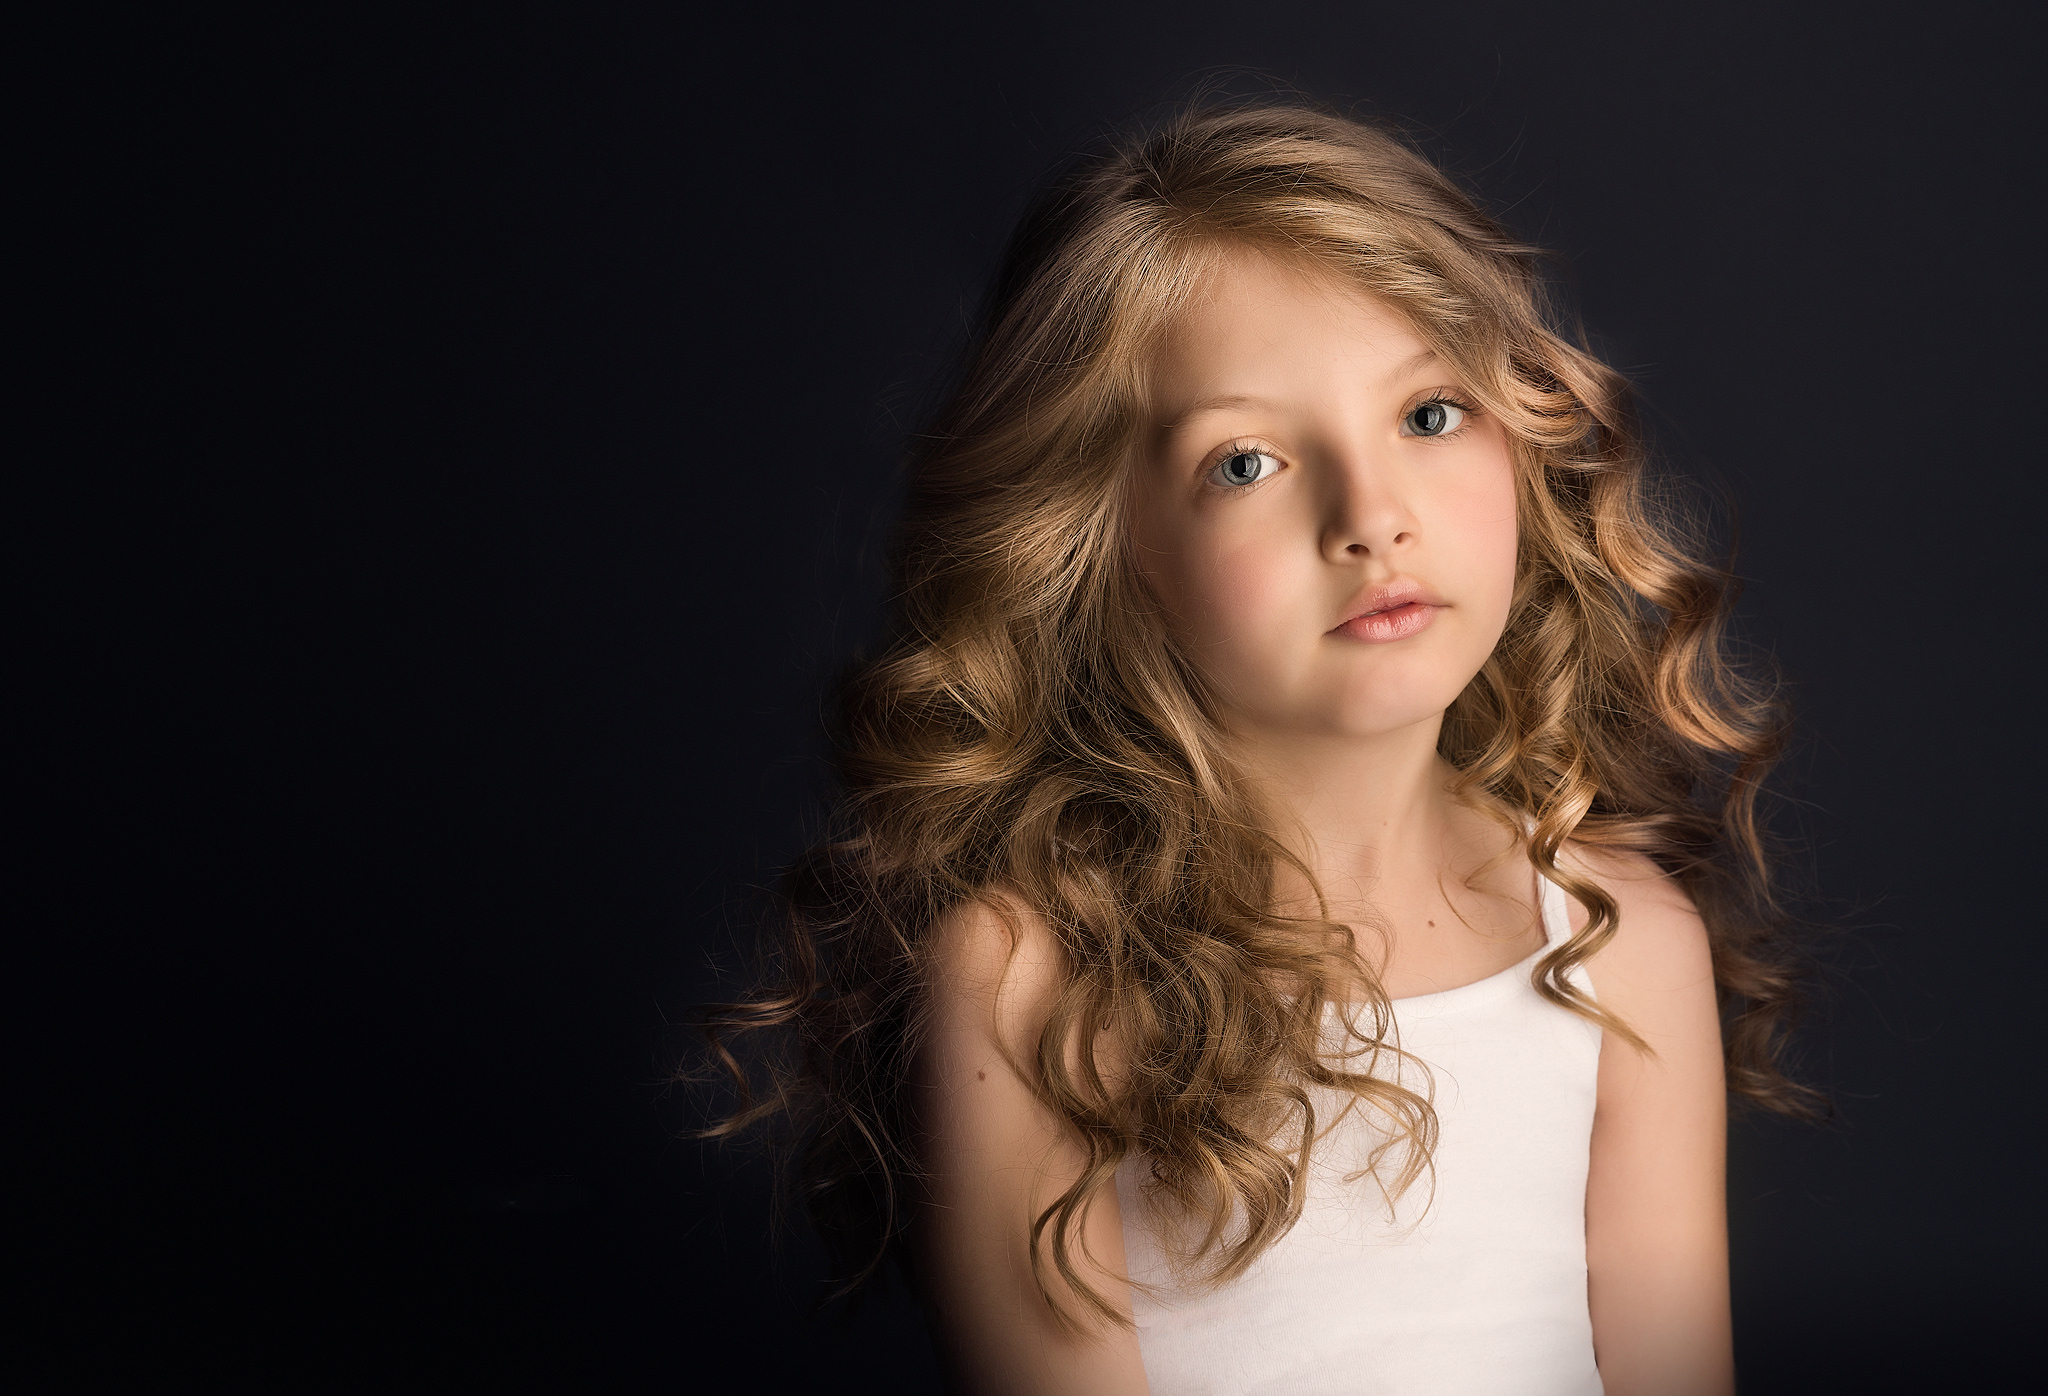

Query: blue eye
[1402,399,1468,437]
[1210,448,1280,488]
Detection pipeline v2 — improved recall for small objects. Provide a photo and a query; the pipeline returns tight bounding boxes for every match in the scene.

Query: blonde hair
[697,102,1812,1326]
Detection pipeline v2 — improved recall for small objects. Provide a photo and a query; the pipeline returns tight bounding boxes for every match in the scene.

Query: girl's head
[709,102,1806,1318]
[897,104,1656,803]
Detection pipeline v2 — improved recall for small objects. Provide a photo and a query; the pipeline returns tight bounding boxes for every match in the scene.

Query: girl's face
[1128,251,1519,745]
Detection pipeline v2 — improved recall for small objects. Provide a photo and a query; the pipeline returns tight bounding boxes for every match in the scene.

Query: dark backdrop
[34,2,2044,1390]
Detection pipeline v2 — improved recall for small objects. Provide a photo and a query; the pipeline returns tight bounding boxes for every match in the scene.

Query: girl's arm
[912,897,1152,1396]
[1575,849,1737,1396]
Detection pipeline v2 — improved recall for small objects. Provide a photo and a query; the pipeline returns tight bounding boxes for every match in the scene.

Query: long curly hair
[695,102,1813,1328]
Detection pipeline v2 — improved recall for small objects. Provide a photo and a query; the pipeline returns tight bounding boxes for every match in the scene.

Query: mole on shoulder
[977,1069,987,1081]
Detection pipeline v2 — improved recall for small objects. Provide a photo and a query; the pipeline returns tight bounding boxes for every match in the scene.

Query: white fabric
[1116,874,1605,1395]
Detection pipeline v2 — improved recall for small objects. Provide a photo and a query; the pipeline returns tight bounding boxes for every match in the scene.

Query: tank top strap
[1536,868,1572,950]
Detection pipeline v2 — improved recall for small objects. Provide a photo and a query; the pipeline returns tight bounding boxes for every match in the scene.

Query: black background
[32,1,2045,1390]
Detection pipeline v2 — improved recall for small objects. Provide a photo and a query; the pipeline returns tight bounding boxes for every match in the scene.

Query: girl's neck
[1233,714,1488,917]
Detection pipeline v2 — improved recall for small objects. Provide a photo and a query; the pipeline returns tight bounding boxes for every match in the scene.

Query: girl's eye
[1402,399,1468,438]
[1209,448,1281,488]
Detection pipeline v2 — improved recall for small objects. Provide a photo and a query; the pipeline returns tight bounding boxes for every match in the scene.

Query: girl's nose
[1320,451,1418,562]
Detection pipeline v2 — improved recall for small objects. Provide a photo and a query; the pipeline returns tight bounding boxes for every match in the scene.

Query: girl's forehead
[1143,250,1433,413]
[1179,251,1416,337]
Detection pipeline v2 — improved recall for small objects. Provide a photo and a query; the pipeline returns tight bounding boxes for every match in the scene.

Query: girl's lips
[1331,600,1439,643]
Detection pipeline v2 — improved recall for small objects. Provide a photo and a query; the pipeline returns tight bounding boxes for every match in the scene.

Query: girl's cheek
[1197,540,1287,636]
[1447,452,1519,585]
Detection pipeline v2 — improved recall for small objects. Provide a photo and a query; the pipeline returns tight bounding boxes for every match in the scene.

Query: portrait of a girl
[704,103,1814,1395]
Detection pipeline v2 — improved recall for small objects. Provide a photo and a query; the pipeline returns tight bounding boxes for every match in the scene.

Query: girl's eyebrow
[1156,352,1444,433]
[1385,349,1440,383]
[1156,393,1277,433]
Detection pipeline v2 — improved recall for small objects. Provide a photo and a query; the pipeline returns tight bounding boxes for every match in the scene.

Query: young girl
[702,103,1811,1395]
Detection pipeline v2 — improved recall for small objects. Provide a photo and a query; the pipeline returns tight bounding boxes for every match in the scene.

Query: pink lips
[1329,582,1442,643]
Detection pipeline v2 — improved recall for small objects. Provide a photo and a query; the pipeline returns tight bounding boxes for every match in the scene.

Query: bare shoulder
[1556,844,1715,1025]
[923,889,1068,1064]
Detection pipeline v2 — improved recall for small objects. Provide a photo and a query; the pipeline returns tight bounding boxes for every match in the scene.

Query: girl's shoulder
[1554,843,1716,1022]
[922,888,1133,1092]
[924,888,1066,1055]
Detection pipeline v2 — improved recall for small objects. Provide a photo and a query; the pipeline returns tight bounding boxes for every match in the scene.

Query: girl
[701,103,1811,1394]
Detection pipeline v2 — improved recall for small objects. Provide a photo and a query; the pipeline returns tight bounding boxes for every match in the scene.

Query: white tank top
[1115,873,1605,1395]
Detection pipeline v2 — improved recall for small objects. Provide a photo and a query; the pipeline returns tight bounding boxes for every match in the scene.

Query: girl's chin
[1224,702,1467,746]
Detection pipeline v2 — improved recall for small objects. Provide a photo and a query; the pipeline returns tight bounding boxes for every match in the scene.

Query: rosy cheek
[1177,553,1303,709]
[1187,541,1279,636]
[1446,451,1517,553]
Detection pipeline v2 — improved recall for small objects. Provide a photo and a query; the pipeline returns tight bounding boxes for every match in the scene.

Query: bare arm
[912,897,1151,1396]
[1573,850,1735,1396]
